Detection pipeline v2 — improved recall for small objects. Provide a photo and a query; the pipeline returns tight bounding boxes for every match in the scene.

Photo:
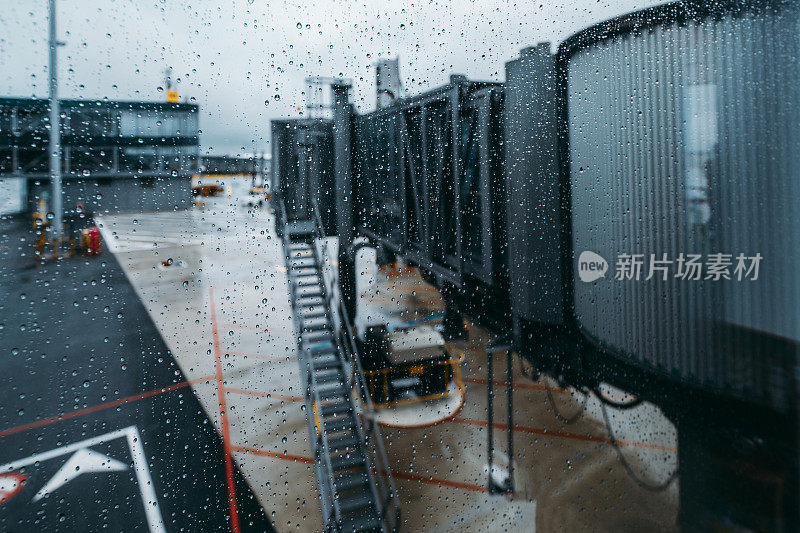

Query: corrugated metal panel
[566,4,800,411]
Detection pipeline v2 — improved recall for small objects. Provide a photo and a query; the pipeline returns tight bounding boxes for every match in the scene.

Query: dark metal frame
[486,336,514,495]
[270,119,336,234]
[353,78,502,287]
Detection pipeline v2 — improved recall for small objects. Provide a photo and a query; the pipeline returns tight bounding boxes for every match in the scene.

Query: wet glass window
[1,1,797,532]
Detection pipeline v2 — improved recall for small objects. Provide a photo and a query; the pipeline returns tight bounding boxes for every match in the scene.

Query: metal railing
[278,196,400,532]
[310,199,401,532]
[307,350,341,526]
[278,198,337,526]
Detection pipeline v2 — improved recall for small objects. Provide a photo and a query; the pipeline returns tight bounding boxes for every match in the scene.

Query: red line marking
[389,470,488,493]
[0,375,215,439]
[222,387,672,451]
[230,445,315,464]
[226,388,304,403]
[218,322,271,332]
[219,322,295,333]
[222,351,295,363]
[229,446,487,492]
[452,417,677,453]
[209,288,241,533]
[466,377,641,404]
[375,393,466,430]
[464,377,571,395]
[0,472,27,506]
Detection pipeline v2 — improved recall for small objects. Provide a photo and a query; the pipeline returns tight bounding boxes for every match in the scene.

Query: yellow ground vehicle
[191,183,224,197]
[360,324,464,409]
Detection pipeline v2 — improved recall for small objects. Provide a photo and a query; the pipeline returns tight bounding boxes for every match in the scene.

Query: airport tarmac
[89,178,679,532]
[0,211,272,532]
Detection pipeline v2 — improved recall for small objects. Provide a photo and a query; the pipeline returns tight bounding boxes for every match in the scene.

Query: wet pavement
[0,214,273,532]
[89,178,680,532]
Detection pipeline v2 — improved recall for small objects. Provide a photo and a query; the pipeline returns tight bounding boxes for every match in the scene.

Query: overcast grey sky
[1,0,663,155]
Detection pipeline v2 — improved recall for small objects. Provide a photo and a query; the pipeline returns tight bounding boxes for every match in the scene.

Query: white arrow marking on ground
[0,426,165,533]
[33,448,128,502]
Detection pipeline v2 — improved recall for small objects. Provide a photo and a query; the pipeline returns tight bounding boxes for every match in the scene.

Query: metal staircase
[279,200,401,533]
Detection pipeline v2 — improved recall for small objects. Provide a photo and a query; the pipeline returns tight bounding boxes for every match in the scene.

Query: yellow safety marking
[360,346,466,410]
[409,365,425,376]
[192,174,254,179]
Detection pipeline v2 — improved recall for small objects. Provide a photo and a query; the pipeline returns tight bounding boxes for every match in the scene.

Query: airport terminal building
[0,97,199,215]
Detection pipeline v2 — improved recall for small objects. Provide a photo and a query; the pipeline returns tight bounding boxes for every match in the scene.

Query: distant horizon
[2,0,663,154]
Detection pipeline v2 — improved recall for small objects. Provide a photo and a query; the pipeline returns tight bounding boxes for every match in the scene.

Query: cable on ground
[600,401,678,492]
[592,385,644,410]
[544,382,588,425]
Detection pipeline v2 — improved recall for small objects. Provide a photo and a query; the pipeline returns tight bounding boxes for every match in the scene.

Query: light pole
[48,0,63,238]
